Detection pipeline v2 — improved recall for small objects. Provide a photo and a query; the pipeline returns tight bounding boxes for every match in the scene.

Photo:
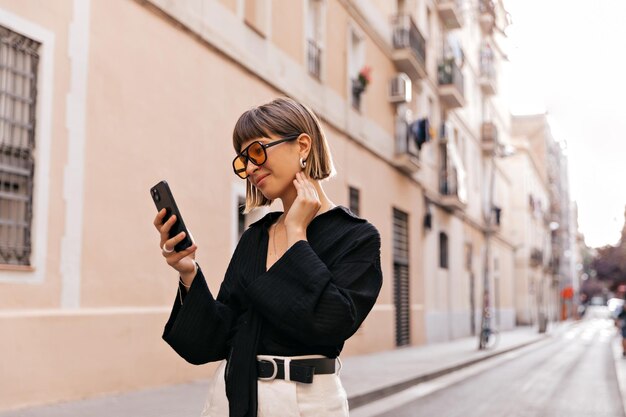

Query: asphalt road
[377,311,623,417]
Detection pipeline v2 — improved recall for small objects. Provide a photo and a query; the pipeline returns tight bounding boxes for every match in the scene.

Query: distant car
[590,296,605,306]
[608,298,625,319]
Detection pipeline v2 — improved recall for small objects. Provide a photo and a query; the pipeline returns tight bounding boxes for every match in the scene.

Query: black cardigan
[162,205,383,417]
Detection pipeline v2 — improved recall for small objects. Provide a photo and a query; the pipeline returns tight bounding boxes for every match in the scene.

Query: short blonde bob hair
[232,97,335,214]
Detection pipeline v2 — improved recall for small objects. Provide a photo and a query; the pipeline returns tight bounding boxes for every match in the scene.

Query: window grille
[0,26,40,266]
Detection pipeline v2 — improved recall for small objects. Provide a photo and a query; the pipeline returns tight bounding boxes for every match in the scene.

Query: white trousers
[201,354,349,417]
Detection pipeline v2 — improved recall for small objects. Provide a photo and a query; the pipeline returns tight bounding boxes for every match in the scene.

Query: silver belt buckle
[257,356,278,381]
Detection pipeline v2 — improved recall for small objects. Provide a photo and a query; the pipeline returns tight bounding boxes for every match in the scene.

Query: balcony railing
[437,0,463,29]
[393,115,421,173]
[479,47,497,95]
[440,170,458,196]
[390,14,427,80]
[351,78,365,111]
[439,169,465,211]
[437,59,465,108]
[307,39,322,80]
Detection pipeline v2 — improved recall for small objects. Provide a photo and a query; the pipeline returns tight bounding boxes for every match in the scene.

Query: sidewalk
[0,323,570,417]
[612,334,626,417]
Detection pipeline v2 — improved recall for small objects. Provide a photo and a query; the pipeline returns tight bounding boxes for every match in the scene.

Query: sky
[504,0,626,248]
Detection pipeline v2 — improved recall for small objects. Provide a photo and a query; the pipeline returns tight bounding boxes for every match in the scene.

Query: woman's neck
[280,178,335,219]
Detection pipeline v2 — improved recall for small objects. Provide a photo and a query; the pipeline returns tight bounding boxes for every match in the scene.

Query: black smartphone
[150,180,193,252]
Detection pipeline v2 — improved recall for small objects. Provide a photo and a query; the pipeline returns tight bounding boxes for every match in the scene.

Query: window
[307,0,324,80]
[439,142,449,194]
[439,232,449,269]
[349,186,360,216]
[244,0,269,37]
[0,26,40,266]
[393,208,410,346]
[237,195,246,239]
[348,28,365,111]
[465,243,472,271]
[396,0,407,15]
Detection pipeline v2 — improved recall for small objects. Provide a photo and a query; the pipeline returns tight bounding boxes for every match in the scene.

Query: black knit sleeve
[243,223,383,346]
[162,236,245,365]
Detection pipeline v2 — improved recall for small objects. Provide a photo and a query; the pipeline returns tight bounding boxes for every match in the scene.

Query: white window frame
[347,22,366,113]
[0,8,54,284]
[304,0,327,82]
[230,181,274,254]
[231,181,248,255]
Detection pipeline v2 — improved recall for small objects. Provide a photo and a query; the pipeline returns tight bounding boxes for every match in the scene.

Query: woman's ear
[297,133,312,159]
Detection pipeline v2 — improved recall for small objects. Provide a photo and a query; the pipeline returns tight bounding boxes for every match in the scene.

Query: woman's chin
[259,189,275,200]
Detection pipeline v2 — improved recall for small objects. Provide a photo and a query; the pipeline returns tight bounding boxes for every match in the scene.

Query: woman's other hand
[284,172,322,244]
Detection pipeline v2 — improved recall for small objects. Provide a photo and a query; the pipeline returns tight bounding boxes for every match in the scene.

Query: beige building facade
[0,0,528,411]
[509,114,555,326]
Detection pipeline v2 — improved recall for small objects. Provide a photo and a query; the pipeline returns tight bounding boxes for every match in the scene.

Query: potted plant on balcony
[353,65,372,96]
[438,56,454,85]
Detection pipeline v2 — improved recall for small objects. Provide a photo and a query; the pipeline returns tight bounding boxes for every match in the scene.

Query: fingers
[162,231,197,259]
[162,230,187,253]
[156,213,178,248]
[165,244,198,266]
[153,208,167,228]
[293,172,320,205]
[154,209,177,233]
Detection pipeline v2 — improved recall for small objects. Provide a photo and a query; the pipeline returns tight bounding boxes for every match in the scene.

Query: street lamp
[478,142,515,350]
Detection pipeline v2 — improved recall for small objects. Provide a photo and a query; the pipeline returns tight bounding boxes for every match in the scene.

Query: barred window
[393,208,410,347]
[439,232,448,269]
[0,26,40,266]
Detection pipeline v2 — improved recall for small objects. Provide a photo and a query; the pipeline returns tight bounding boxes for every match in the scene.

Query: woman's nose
[245,159,258,177]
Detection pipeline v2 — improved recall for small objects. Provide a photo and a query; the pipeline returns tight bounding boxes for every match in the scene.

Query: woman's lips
[257,175,270,186]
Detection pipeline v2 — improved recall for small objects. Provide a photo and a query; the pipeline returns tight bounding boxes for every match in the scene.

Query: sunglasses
[233,134,300,179]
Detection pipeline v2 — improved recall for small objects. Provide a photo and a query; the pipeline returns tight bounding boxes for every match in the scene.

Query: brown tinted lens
[248,142,266,164]
[233,156,248,178]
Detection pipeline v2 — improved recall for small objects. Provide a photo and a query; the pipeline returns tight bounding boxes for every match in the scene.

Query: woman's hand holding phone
[153,208,198,286]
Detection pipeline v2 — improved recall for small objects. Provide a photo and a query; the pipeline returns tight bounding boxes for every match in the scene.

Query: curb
[347,335,548,410]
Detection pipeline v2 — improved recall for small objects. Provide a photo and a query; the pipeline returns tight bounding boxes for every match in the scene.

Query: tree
[591,207,626,292]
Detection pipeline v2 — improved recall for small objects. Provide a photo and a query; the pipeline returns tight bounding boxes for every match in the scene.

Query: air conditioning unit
[388,73,412,103]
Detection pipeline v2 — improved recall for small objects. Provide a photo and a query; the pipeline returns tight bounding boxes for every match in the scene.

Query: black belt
[257,357,336,384]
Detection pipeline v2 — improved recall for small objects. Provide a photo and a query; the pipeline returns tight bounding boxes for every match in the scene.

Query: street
[366,310,622,417]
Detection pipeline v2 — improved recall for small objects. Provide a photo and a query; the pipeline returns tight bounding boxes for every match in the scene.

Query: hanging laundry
[409,118,431,150]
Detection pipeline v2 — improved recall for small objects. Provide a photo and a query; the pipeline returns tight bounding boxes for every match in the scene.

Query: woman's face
[239,134,304,199]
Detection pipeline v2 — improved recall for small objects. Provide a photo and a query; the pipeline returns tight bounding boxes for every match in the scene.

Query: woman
[153,97,383,417]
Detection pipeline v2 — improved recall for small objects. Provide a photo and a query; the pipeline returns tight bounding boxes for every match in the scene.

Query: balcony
[479,67,496,95]
[437,0,463,30]
[393,116,421,174]
[440,174,466,211]
[437,59,465,108]
[479,46,497,95]
[530,248,544,268]
[352,78,364,111]
[479,0,496,34]
[481,121,498,153]
[390,14,427,80]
